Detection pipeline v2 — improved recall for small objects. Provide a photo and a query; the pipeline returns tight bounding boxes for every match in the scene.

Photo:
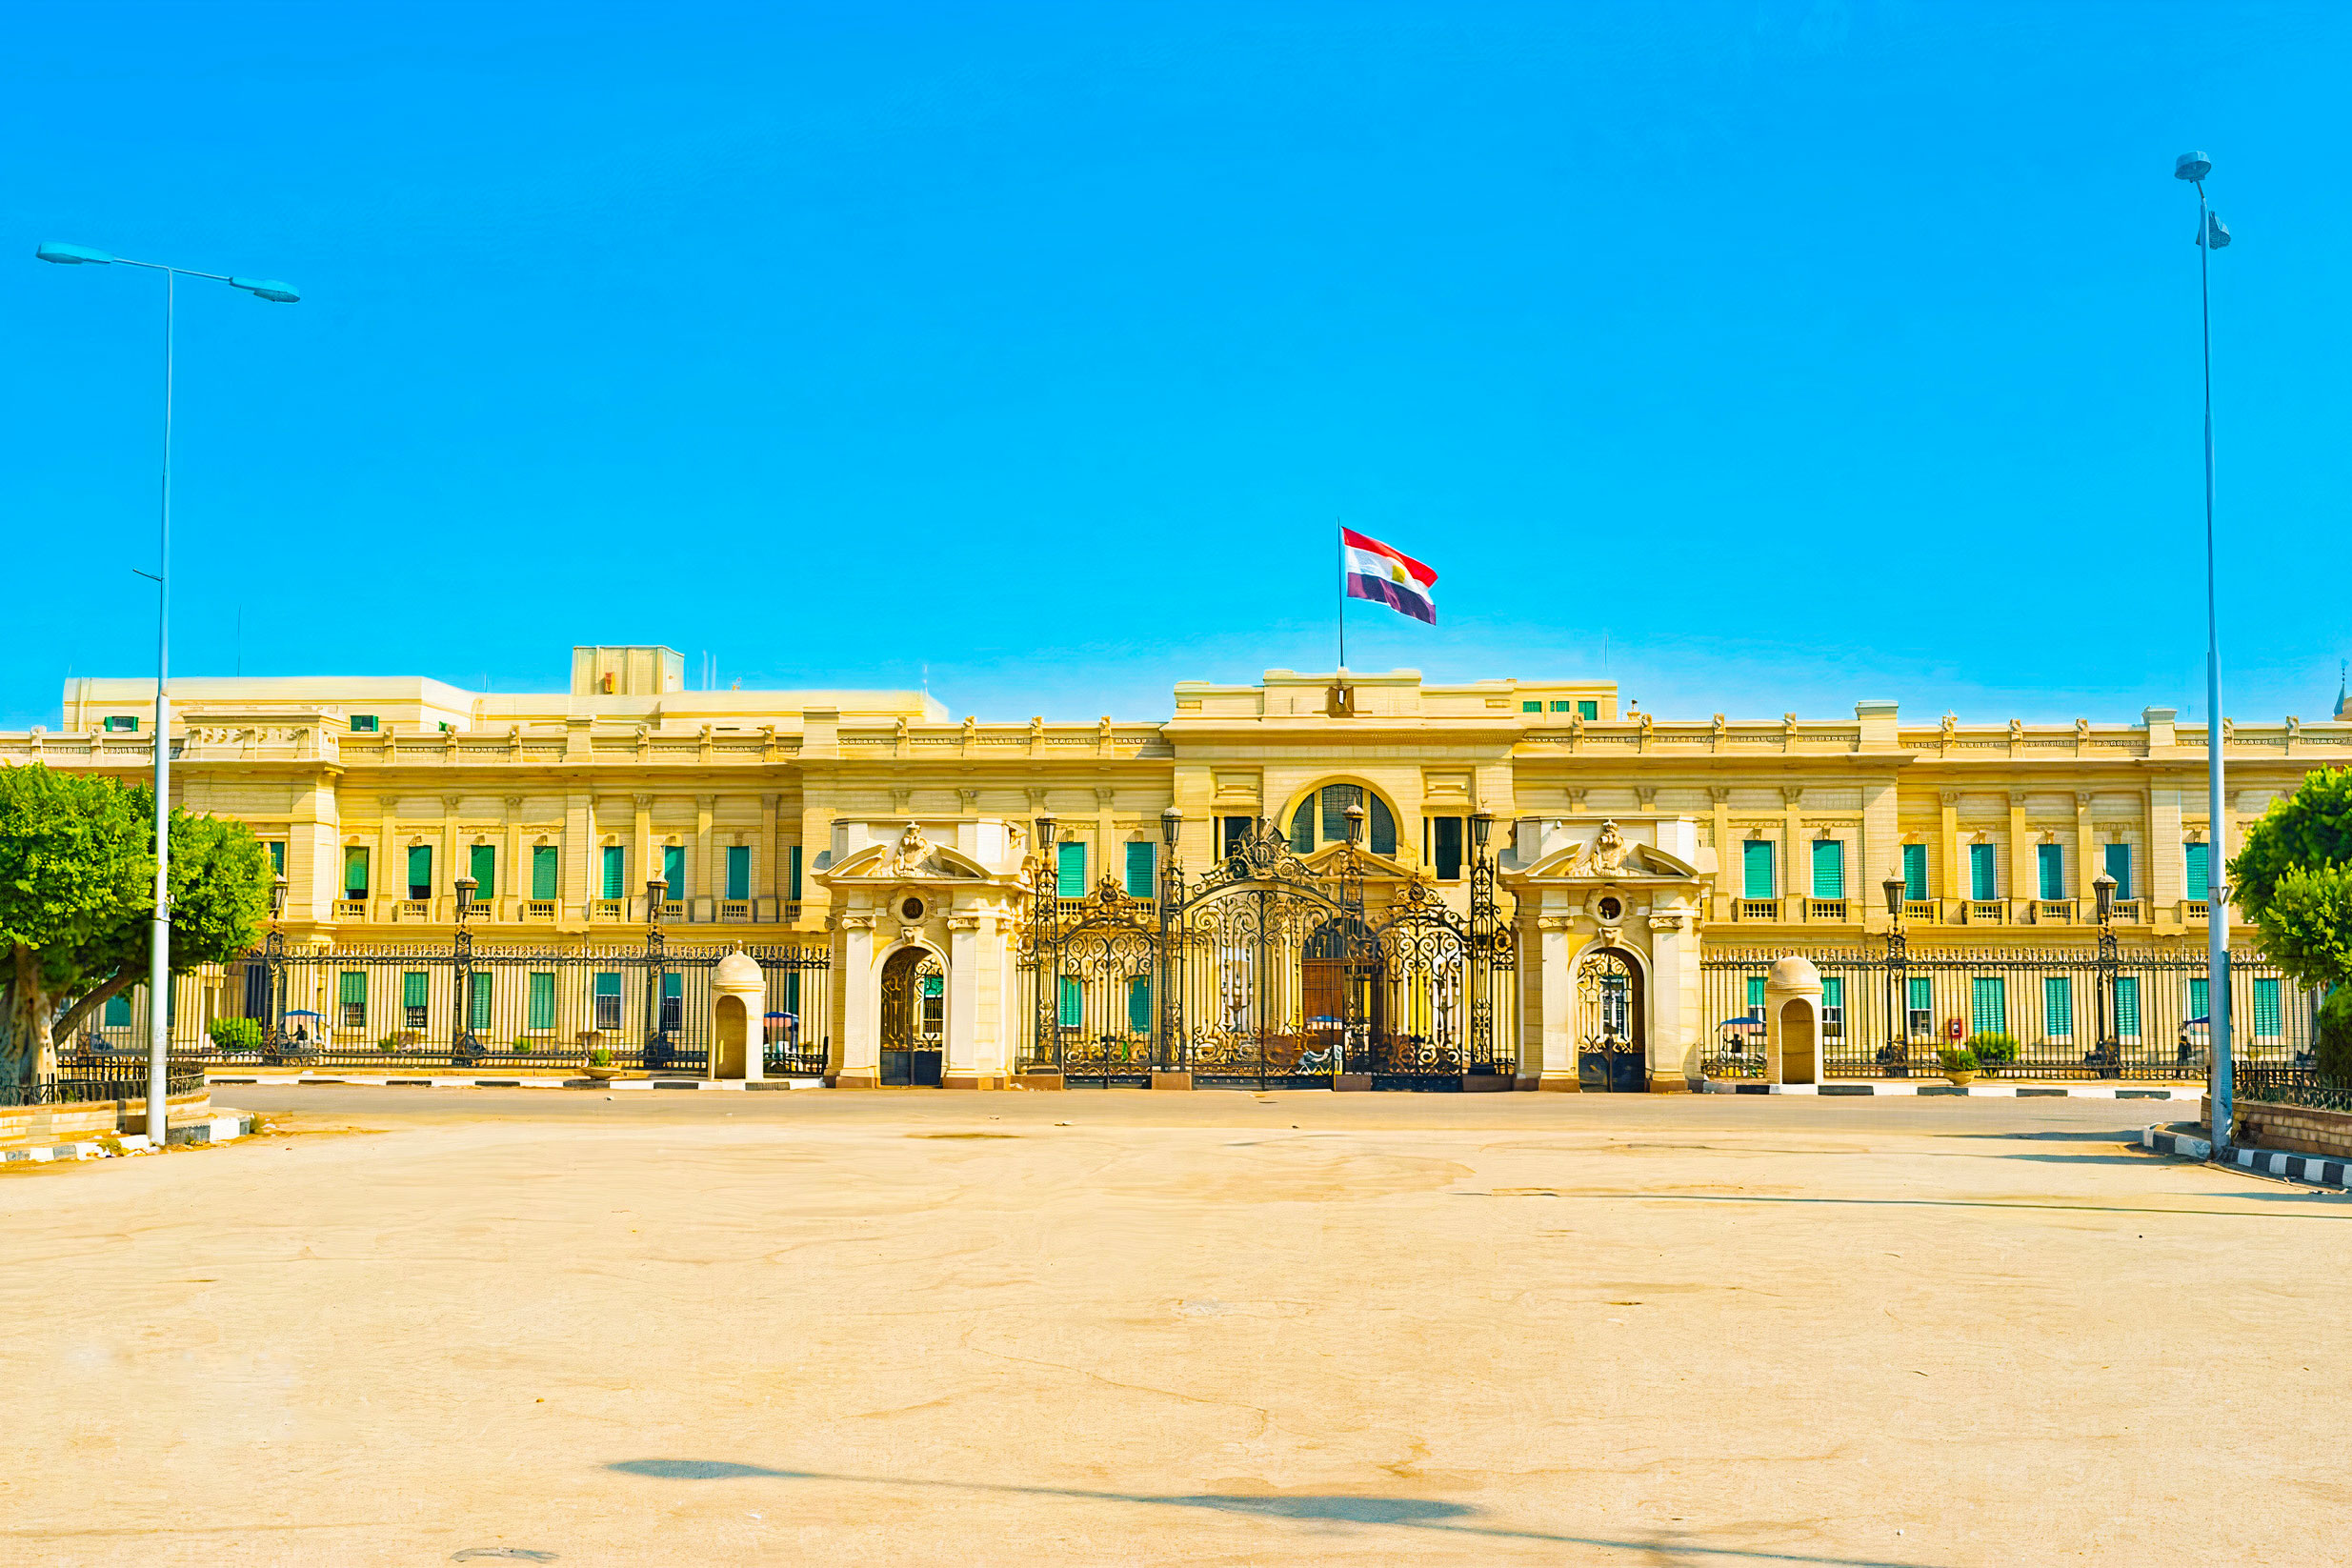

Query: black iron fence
[0,1067,207,1110]
[138,936,833,1076]
[2235,1066,2352,1114]
[1699,945,2314,1080]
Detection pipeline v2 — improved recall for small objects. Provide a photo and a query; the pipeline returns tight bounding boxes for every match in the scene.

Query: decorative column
[1939,791,1960,922]
[759,793,780,922]
[945,913,986,1089]
[1780,788,1805,920]
[1538,914,1578,1091]
[503,796,524,922]
[1646,911,1695,1092]
[1708,788,1732,922]
[632,794,653,922]
[439,795,461,923]
[694,794,715,922]
[835,913,878,1088]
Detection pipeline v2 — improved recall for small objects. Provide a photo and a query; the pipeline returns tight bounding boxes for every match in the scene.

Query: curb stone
[2140,1123,2352,1190]
[1703,1081,2201,1099]
[2,1113,257,1165]
[205,1074,827,1092]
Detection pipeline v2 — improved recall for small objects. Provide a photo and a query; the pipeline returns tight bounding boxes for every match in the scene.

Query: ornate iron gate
[1366,876,1516,1087]
[1025,881,1161,1086]
[879,947,945,1086]
[1577,947,1647,1092]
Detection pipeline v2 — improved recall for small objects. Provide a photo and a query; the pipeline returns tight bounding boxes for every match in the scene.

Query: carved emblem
[1586,819,1631,877]
[886,822,933,878]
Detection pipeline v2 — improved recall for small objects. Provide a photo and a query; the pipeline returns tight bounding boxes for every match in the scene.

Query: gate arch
[1576,945,1647,1093]
[879,945,944,1087]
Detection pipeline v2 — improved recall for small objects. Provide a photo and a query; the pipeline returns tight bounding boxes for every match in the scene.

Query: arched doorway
[714,995,748,1078]
[880,947,945,1087]
[1777,997,1818,1085]
[1576,947,1647,1093]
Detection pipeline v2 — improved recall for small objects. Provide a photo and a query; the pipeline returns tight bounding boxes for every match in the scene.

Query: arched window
[1288,783,1397,857]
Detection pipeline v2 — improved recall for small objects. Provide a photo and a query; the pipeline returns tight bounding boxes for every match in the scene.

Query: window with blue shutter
[349,714,378,733]
[1742,840,1775,899]
[1820,976,1843,1036]
[788,845,804,901]
[105,991,133,1027]
[402,970,430,1028]
[1125,840,1156,897]
[470,843,495,901]
[1906,975,1934,1035]
[1811,839,1844,899]
[1128,975,1152,1035]
[2189,977,2208,1024]
[470,972,493,1031]
[1970,976,2006,1035]
[1578,700,1598,720]
[662,845,686,900]
[600,845,625,899]
[1550,700,1573,713]
[2113,975,2141,1038]
[1521,700,1542,714]
[2252,978,2282,1039]
[1901,843,1927,902]
[2184,841,2210,901]
[2037,843,2063,901]
[338,970,367,1029]
[593,972,622,1030]
[344,846,370,898]
[1969,843,1997,901]
[1058,975,1082,1028]
[1745,976,1766,1015]
[660,971,683,1031]
[528,973,555,1030]
[532,845,559,899]
[2044,976,2073,1039]
[725,845,750,900]
[406,845,432,899]
[2103,843,2132,900]
[103,714,139,732]
[1056,842,1087,897]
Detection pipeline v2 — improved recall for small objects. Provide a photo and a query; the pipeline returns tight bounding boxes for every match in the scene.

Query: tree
[1,763,274,1086]
[2233,767,2352,1076]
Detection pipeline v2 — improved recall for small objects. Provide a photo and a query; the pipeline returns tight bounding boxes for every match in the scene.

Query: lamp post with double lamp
[35,242,298,1133]
[1156,806,1183,1075]
[1882,874,1908,1076]
[2172,151,2233,1145]
[452,875,481,1060]
[2093,869,2120,1078]
[644,874,669,1067]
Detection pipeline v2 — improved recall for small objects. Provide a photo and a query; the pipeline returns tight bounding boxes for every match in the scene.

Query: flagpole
[1336,519,1346,674]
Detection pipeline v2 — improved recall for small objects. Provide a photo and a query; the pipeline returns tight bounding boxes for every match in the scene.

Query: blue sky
[5,1,2346,731]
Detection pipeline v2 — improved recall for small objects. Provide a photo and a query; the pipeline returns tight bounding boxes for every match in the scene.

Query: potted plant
[1965,1031,2020,1076]
[579,1044,622,1082]
[510,1035,536,1055]
[1938,1046,1980,1087]
[208,1016,263,1057]
[375,1034,403,1054]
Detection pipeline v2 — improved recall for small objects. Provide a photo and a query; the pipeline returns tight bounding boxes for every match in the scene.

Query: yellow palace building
[10,644,2346,1091]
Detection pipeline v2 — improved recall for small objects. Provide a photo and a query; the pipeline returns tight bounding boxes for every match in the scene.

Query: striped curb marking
[2,1113,257,1164]
[1703,1081,2201,1099]
[2139,1124,2351,1190]
[204,1075,827,1092]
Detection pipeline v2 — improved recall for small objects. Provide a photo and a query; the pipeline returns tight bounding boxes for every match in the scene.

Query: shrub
[511,1035,535,1054]
[376,1035,402,1053]
[207,1016,263,1054]
[588,1045,613,1067]
[1938,1046,1979,1074]
[2318,988,2352,1081]
[1964,1031,2019,1066]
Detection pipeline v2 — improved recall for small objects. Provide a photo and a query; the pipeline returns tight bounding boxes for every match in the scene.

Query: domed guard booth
[1764,955,1824,1087]
[711,946,765,1080]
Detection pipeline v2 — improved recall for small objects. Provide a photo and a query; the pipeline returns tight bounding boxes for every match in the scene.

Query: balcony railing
[1735,898,1782,922]
[2183,899,2209,922]
[334,899,369,921]
[522,900,558,921]
[1804,898,1849,923]
[2030,899,2077,925]
[1902,899,1938,922]
[396,899,432,920]
[1964,899,2006,924]
[2109,898,2144,923]
[591,898,627,921]
[720,900,753,922]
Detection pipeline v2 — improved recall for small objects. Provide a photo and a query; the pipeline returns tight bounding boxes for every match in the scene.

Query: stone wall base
[2237,1097,2352,1161]
[1151,1071,1194,1091]
[1647,1073,1694,1095]
[1015,1071,1067,1091]
[1462,1074,1513,1093]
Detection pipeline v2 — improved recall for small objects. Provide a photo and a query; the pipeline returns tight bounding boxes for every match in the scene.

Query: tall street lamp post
[35,242,298,1137]
[2172,153,2232,1147]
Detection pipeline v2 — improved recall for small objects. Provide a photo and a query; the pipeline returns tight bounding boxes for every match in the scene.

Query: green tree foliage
[2316,988,2352,1080]
[2232,766,2352,935]
[2234,769,2352,1080]
[1,763,273,1085]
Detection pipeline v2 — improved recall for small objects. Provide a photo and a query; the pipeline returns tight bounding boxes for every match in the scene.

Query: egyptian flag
[1341,528,1437,624]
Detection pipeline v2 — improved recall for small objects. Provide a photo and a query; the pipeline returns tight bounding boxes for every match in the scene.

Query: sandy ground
[3,1088,2345,1567]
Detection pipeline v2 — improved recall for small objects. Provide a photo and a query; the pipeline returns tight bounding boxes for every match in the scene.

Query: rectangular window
[660,971,682,1031]
[470,842,496,901]
[2189,977,2209,1025]
[1521,700,1542,714]
[2103,843,2133,900]
[1058,975,1082,1028]
[344,845,369,898]
[1907,975,1934,1038]
[1969,842,1997,901]
[2114,975,2141,1039]
[662,845,686,901]
[2044,976,2074,1040]
[788,845,804,901]
[267,840,286,877]
[527,973,555,1031]
[339,970,367,1029]
[1128,975,1152,1035]
[2252,977,2282,1039]
[2037,843,2063,901]
[1901,843,1927,902]
[1970,976,2006,1036]
[2184,841,2210,901]
[105,991,133,1027]
[1821,976,1844,1037]
[783,969,800,1019]
[402,970,429,1029]
[601,845,625,899]
[1124,840,1156,898]
[1741,840,1775,899]
[1545,699,1567,712]
[1811,839,1845,899]
[1434,815,1464,881]
[103,714,139,732]
[593,972,622,1031]
[406,845,432,900]
[1220,816,1253,856]
[1578,700,1598,720]
[350,714,379,733]
[531,845,559,900]
[470,972,493,1032]
[725,845,751,901]
[1056,841,1087,898]
[1745,975,1765,1017]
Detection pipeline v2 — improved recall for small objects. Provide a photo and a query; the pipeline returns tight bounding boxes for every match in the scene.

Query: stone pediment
[816,825,999,885]
[1297,841,1418,879]
[1513,836,1701,884]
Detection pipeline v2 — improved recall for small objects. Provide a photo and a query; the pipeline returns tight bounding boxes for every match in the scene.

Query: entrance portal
[879,947,945,1087]
[1576,948,1647,1092]
[714,995,748,1078]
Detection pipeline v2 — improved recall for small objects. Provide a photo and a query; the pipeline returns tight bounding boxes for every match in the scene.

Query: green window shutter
[350,714,377,733]
[1742,840,1775,899]
[2037,843,2062,901]
[339,971,367,1007]
[1821,977,1843,1009]
[2043,976,2073,1037]
[1578,700,1598,720]
[344,845,369,896]
[1289,804,1315,853]
[1125,840,1156,897]
[783,970,800,1015]
[662,972,682,1000]
[527,973,555,1030]
[1058,975,1082,1028]
[1056,842,1086,898]
[1811,839,1845,899]
[788,845,804,900]
[1128,975,1152,1035]
[403,971,429,1009]
[726,845,750,900]
[105,992,133,1026]
[1970,976,2005,1035]
[1521,700,1542,713]
[2252,977,2282,1038]
[593,972,622,999]
[471,842,496,901]
[1907,975,1933,1014]
[662,845,686,899]
[470,972,493,1030]
[1369,797,1397,856]
[532,845,559,899]
[1969,843,1996,901]
[406,844,432,895]
[2189,977,2208,1023]
[267,840,286,876]
[1745,976,1765,1013]
[1901,843,1927,901]
[2103,843,2132,900]
[2184,842,2210,901]
[598,846,620,898]
[2114,976,2141,1037]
